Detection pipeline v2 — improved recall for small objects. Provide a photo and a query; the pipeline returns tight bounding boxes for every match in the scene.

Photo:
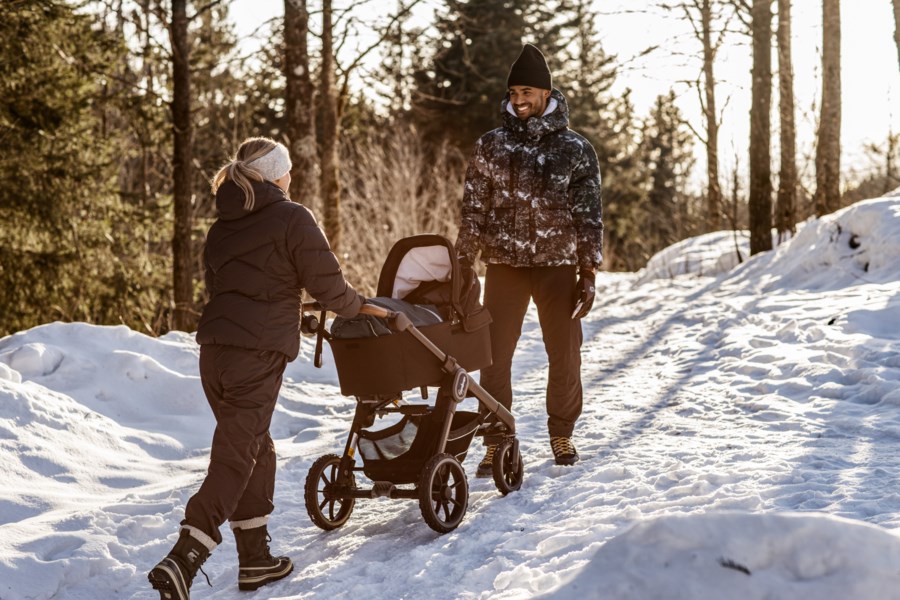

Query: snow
[5,194,900,599]
[636,229,751,284]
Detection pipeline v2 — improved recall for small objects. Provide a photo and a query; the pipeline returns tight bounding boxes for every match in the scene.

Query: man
[455,44,602,473]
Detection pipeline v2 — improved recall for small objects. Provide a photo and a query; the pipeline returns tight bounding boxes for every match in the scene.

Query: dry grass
[336,126,468,295]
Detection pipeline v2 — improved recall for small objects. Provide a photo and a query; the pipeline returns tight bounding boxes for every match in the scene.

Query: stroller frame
[302,236,524,533]
[301,279,523,534]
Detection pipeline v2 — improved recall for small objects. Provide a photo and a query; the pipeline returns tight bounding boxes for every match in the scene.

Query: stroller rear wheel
[418,453,468,533]
[492,437,524,495]
[305,454,355,530]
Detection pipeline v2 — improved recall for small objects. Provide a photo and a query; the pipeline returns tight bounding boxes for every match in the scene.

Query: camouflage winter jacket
[455,89,603,270]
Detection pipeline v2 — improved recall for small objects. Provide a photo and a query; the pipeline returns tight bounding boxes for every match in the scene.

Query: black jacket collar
[215,179,288,221]
[500,88,570,143]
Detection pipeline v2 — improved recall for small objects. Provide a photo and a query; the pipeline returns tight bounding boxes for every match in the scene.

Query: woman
[149,137,364,599]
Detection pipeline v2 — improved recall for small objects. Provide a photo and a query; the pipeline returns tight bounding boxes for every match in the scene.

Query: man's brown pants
[479,264,583,438]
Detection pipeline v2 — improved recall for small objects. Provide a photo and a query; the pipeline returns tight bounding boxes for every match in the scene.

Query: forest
[2,0,899,337]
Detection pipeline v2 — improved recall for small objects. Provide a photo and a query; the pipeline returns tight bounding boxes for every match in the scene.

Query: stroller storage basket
[329,320,491,396]
[358,410,481,485]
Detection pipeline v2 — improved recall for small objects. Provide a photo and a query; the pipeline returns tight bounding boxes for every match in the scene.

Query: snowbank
[636,194,900,290]
[759,195,900,289]
[548,512,900,600]
[636,230,750,285]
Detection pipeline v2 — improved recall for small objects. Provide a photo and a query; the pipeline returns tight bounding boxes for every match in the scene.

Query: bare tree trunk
[775,0,796,241]
[749,0,773,255]
[661,0,726,231]
[731,152,744,263]
[320,0,341,250]
[889,130,898,191]
[139,0,152,207]
[814,0,841,216]
[170,0,194,331]
[893,0,900,70]
[700,0,722,231]
[284,0,319,210]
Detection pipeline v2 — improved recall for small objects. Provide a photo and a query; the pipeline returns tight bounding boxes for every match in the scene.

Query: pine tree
[556,0,616,144]
[378,1,420,119]
[632,91,696,265]
[0,0,129,334]
[598,90,650,272]
[320,0,341,249]
[411,0,530,150]
[552,1,650,271]
[191,5,238,189]
[659,0,730,232]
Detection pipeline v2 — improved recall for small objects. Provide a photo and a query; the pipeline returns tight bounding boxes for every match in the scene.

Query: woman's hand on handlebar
[359,302,393,319]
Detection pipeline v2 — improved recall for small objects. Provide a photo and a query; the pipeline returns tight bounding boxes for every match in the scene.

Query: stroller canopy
[375,235,487,330]
[390,245,452,300]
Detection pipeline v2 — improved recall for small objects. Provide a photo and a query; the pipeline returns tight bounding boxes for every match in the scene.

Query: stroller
[301,234,522,534]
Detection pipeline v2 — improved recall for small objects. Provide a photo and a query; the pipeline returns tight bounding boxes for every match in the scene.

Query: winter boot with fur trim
[148,528,214,600]
[232,520,293,591]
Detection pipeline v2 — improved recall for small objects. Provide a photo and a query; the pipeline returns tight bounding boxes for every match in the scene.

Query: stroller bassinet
[301,235,523,534]
[328,235,492,396]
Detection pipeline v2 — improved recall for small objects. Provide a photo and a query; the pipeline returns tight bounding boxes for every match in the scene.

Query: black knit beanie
[507,44,552,90]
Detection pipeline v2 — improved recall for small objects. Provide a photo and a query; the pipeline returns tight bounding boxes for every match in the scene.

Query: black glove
[462,265,476,289]
[459,255,477,292]
[572,269,596,319]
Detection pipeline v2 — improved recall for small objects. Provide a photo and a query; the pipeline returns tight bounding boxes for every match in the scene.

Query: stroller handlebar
[302,301,402,325]
[358,303,396,319]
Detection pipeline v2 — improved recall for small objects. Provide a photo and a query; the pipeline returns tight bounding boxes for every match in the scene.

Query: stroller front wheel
[418,453,468,534]
[305,454,356,530]
[492,437,524,495]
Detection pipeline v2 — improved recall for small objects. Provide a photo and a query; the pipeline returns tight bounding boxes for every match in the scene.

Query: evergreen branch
[50,41,168,102]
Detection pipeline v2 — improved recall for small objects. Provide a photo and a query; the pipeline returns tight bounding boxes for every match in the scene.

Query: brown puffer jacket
[196,179,363,360]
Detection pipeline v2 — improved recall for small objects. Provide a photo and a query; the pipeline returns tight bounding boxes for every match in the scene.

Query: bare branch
[240,15,280,44]
[189,0,228,21]
[409,88,470,107]
[684,111,709,144]
[335,0,425,81]
[727,0,753,32]
[680,3,703,39]
[717,92,732,127]
[695,75,707,117]
[333,0,378,28]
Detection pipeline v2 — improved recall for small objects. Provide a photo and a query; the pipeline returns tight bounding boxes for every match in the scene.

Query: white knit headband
[246,143,292,182]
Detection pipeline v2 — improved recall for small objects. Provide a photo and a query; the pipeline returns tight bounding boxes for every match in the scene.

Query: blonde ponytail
[211,137,282,211]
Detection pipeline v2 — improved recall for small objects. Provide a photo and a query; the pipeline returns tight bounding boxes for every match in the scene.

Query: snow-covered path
[4,194,900,599]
